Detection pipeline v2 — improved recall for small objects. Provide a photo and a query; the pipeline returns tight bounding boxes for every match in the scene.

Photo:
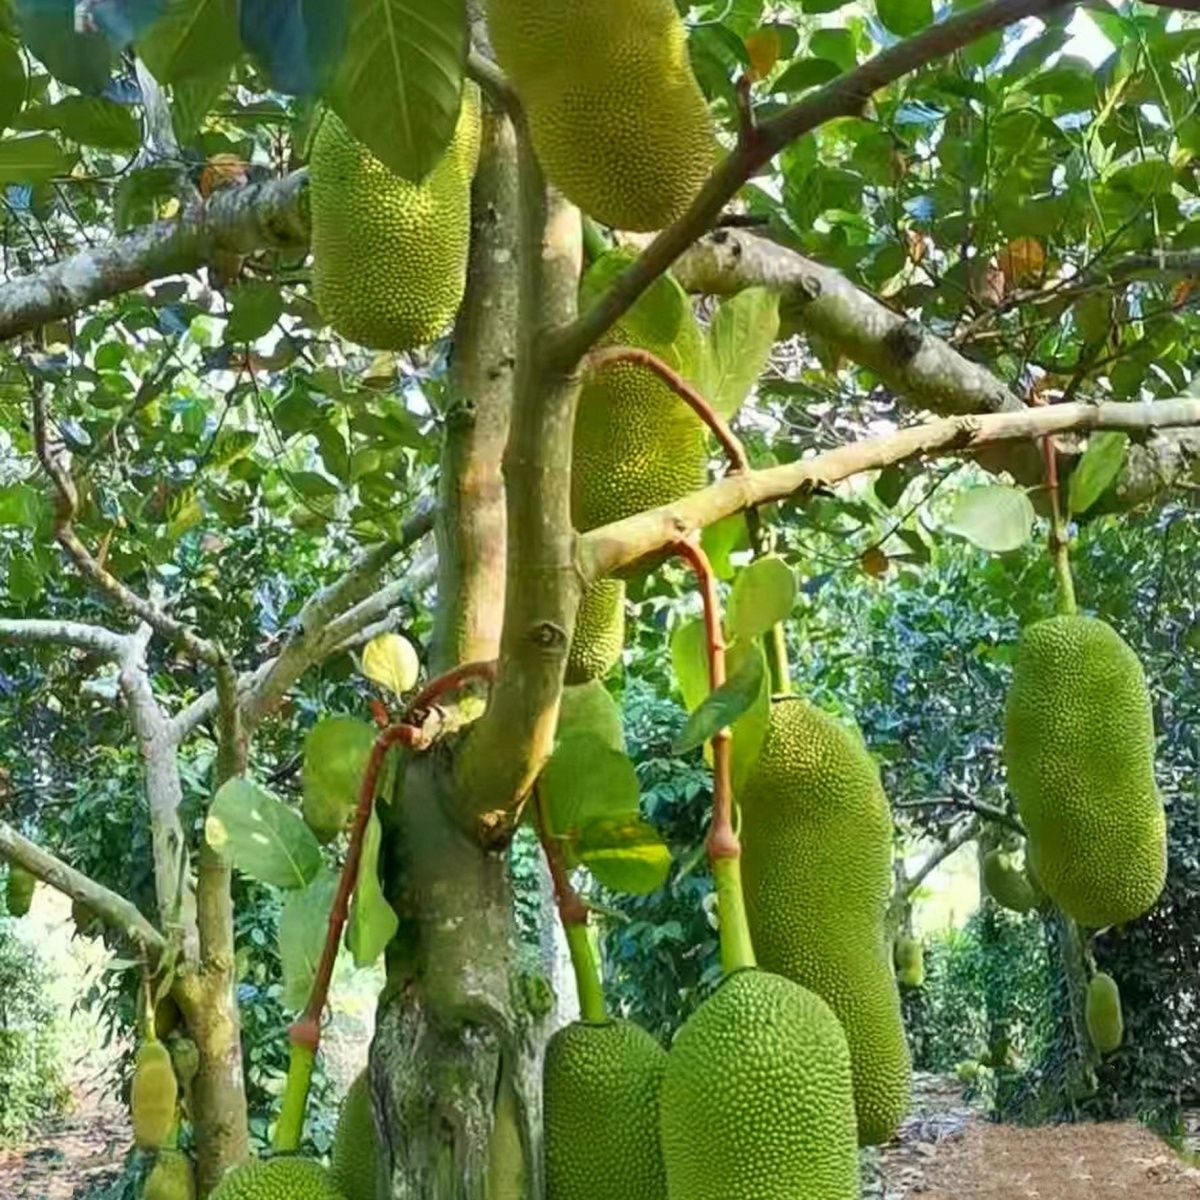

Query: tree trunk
[374,754,546,1199]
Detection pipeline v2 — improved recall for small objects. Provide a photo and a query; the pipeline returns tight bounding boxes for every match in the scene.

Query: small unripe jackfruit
[144,1150,195,1200]
[565,581,626,684]
[1085,972,1123,1054]
[209,1158,346,1200]
[331,1071,379,1200]
[545,1020,668,1200]
[894,936,924,988]
[982,849,1040,914]
[131,1040,178,1151]
[310,88,481,351]
[6,863,35,916]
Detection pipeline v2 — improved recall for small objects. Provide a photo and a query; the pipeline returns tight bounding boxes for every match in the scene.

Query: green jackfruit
[131,1040,178,1151]
[894,936,924,988]
[6,863,35,916]
[982,849,1039,914]
[310,88,481,351]
[741,698,912,1145]
[486,0,713,231]
[566,581,626,684]
[209,1158,346,1200]
[660,969,858,1200]
[545,1020,667,1200]
[144,1150,195,1200]
[1085,972,1123,1054]
[1003,615,1166,927]
[331,1070,378,1200]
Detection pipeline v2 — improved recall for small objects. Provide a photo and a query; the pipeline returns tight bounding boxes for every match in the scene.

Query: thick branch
[0,821,166,956]
[550,0,1070,367]
[895,796,1025,836]
[0,617,129,658]
[903,819,981,899]
[577,398,1200,581]
[0,172,309,341]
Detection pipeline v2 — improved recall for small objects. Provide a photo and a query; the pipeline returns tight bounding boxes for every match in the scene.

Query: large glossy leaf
[279,866,337,1008]
[577,818,672,895]
[673,646,766,754]
[944,485,1035,554]
[1069,432,1128,515]
[16,96,139,151]
[225,279,284,342]
[239,0,347,94]
[539,732,641,841]
[325,0,467,182]
[701,511,750,581]
[669,617,710,714]
[0,133,74,182]
[877,0,932,37]
[701,288,780,418]
[728,640,771,797]
[360,632,419,697]
[302,715,377,841]
[726,555,796,643]
[16,0,114,92]
[0,483,45,528]
[557,680,625,753]
[347,808,397,966]
[580,249,688,350]
[206,777,323,889]
[138,0,240,84]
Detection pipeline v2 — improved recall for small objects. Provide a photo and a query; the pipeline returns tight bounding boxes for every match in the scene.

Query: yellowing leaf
[745,28,781,81]
[361,632,420,697]
[997,237,1045,287]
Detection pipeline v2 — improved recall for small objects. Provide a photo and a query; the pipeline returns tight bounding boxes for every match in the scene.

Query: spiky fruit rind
[894,936,925,988]
[486,0,714,230]
[741,698,913,1145]
[1003,615,1166,927]
[982,849,1039,914]
[144,1150,195,1200]
[331,1070,378,1200]
[209,1158,346,1200]
[6,863,35,916]
[310,88,480,351]
[131,1041,178,1151]
[544,1020,668,1200]
[565,581,626,684]
[1085,972,1124,1054]
[660,970,858,1200]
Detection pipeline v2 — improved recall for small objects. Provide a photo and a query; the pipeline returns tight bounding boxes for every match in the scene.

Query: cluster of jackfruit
[893,936,924,989]
[485,0,714,231]
[309,87,481,352]
[1085,971,1124,1055]
[740,698,912,1146]
[5,861,35,916]
[1003,615,1166,928]
[209,1158,347,1200]
[330,1070,379,1200]
[982,848,1041,914]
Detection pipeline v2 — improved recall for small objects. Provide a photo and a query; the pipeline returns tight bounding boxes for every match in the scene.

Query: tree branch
[0,617,129,658]
[577,398,1200,582]
[894,797,1025,837]
[0,821,166,957]
[903,818,980,900]
[548,0,1071,369]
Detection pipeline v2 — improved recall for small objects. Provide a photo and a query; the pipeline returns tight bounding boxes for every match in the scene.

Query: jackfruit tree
[0,0,1195,1198]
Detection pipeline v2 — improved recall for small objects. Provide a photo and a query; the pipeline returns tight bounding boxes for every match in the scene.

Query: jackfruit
[740,698,912,1145]
[144,1150,195,1200]
[544,1020,667,1200]
[309,87,481,351]
[1003,615,1166,927]
[565,581,625,684]
[486,0,714,231]
[894,936,924,988]
[1085,972,1123,1054]
[659,969,858,1200]
[131,1040,178,1151]
[331,1070,379,1200]
[982,849,1039,914]
[5,863,35,916]
[209,1158,346,1200]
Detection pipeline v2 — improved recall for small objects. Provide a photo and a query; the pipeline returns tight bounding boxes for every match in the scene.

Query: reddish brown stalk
[534,785,588,926]
[673,538,737,862]
[403,658,498,721]
[586,346,749,474]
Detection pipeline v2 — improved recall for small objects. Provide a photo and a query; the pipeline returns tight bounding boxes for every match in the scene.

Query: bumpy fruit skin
[565,581,626,684]
[982,849,1039,914]
[1003,615,1166,927]
[1085,972,1124,1054]
[544,1020,668,1200]
[331,1071,378,1200]
[741,698,912,1145]
[131,1041,178,1151]
[894,936,925,988]
[209,1158,346,1200]
[144,1150,195,1200]
[486,0,713,231]
[5,863,35,916]
[309,88,480,351]
[660,970,858,1200]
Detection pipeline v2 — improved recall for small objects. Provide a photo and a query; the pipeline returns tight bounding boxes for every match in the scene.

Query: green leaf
[0,35,26,129]
[347,808,398,966]
[809,29,856,71]
[773,57,841,92]
[557,681,625,753]
[287,470,339,499]
[874,464,912,508]
[16,96,139,150]
[225,280,284,341]
[701,511,750,581]
[580,249,687,349]
[877,0,932,37]
[701,288,779,418]
[1069,432,1128,515]
[205,777,323,889]
[728,640,770,797]
[326,0,467,181]
[7,551,42,602]
[943,485,1035,554]
[0,133,74,183]
[171,64,231,143]
[16,1,114,93]
[279,867,337,1009]
[726,555,796,643]
[539,733,641,841]
[0,482,45,527]
[302,715,377,841]
[139,0,240,83]
[673,646,766,754]
[576,818,671,895]
[669,617,710,714]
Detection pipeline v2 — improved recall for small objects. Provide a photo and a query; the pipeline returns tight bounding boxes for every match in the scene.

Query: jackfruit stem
[581,216,609,265]
[1039,417,1077,615]
[712,855,757,974]
[565,920,608,1023]
[766,623,792,695]
[274,1038,316,1153]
